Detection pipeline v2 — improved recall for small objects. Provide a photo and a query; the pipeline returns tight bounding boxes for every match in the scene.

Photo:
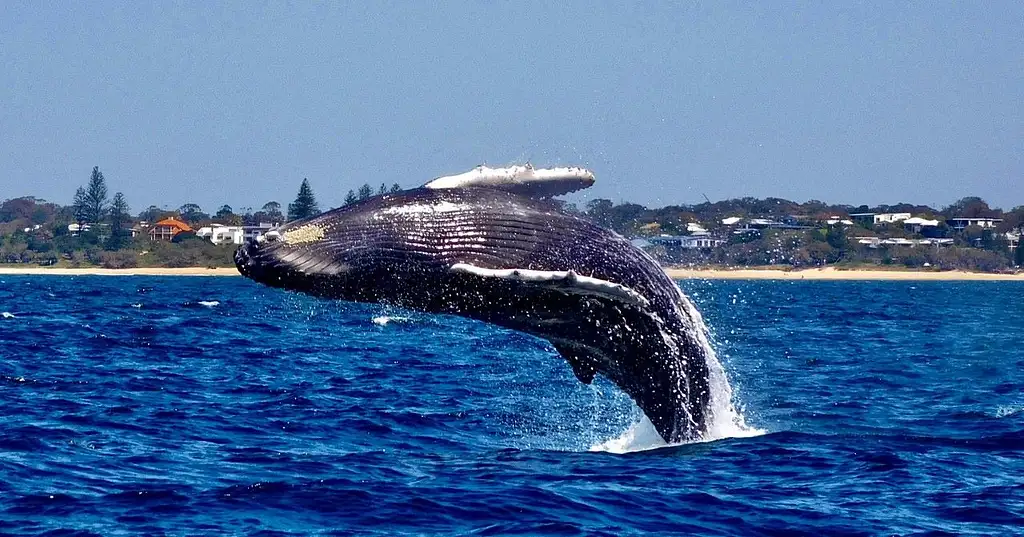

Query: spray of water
[590,289,764,454]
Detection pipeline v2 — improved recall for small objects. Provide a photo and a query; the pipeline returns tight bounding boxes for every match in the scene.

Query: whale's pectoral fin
[449,263,650,308]
[424,165,595,198]
[552,342,601,384]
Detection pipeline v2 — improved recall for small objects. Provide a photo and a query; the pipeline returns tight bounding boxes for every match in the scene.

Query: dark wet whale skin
[235,187,711,442]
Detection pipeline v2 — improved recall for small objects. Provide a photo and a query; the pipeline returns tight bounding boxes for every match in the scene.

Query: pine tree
[106,192,131,250]
[287,178,320,221]
[378,183,387,195]
[344,190,357,205]
[357,183,373,200]
[390,183,401,193]
[84,166,108,223]
[72,187,89,223]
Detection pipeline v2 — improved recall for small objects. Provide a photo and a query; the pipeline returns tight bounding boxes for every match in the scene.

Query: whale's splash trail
[591,294,763,453]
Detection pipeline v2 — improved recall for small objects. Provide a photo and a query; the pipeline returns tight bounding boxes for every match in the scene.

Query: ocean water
[1,276,1022,536]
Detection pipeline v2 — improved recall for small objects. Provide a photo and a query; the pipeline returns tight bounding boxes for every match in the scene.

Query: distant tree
[83,166,109,223]
[357,183,374,200]
[1016,243,1024,267]
[178,203,207,224]
[825,226,848,256]
[943,197,992,218]
[215,205,242,226]
[390,183,401,193]
[0,197,56,224]
[997,206,1024,233]
[344,190,358,205]
[261,201,283,222]
[378,183,387,195]
[72,189,89,226]
[105,192,131,250]
[138,205,175,223]
[585,199,615,227]
[287,178,320,221]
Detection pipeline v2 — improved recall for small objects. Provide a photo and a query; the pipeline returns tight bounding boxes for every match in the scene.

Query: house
[67,223,92,235]
[946,217,1003,230]
[197,225,245,245]
[849,213,912,226]
[903,217,940,234]
[243,223,277,243]
[855,237,954,248]
[825,216,854,226]
[149,217,193,241]
[849,213,876,226]
[876,213,912,224]
[686,222,709,235]
[1006,231,1021,254]
[648,234,726,250]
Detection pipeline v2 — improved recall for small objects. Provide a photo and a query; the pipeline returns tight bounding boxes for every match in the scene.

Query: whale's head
[235,220,340,292]
[233,190,483,300]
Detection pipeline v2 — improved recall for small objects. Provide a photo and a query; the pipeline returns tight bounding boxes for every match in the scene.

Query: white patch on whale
[377,201,469,217]
[449,263,650,308]
[425,164,595,197]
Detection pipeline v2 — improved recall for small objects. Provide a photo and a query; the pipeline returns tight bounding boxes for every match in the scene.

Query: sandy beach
[0,265,1021,280]
[664,267,1024,281]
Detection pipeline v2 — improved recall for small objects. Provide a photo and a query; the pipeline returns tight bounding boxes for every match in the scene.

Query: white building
[243,223,277,243]
[855,237,954,248]
[649,234,726,249]
[903,217,940,233]
[197,225,245,245]
[686,222,709,235]
[947,217,1003,230]
[849,213,912,226]
[875,213,912,224]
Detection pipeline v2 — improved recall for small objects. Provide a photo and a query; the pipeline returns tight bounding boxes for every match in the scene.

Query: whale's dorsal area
[449,263,650,308]
[424,165,595,198]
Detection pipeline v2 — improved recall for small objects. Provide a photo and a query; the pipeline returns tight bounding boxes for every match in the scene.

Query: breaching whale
[235,165,713,443]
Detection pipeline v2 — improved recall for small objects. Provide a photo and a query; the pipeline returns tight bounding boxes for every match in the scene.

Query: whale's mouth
[234,229,350,292]
[234,237,281,283]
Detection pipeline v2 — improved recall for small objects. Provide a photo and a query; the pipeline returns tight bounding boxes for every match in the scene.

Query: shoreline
[663,267,1024,281]
[0,265,1021,280]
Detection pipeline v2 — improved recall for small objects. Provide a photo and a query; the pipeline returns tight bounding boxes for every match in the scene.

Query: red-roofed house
[149,217,193,241]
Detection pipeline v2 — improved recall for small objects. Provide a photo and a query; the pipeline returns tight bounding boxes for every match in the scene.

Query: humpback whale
[235,165,713,443]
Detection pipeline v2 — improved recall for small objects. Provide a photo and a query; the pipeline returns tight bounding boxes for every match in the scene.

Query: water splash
[198,301,220,307]
[1,312,15,319]
[372,315,411,326]
[590,289,763,454]
[995,406,1022,418]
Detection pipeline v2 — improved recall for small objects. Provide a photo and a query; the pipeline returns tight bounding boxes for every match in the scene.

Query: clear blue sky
[2,2,1021,212]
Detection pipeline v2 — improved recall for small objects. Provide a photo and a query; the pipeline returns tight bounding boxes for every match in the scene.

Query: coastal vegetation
[1,167,1022,272]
